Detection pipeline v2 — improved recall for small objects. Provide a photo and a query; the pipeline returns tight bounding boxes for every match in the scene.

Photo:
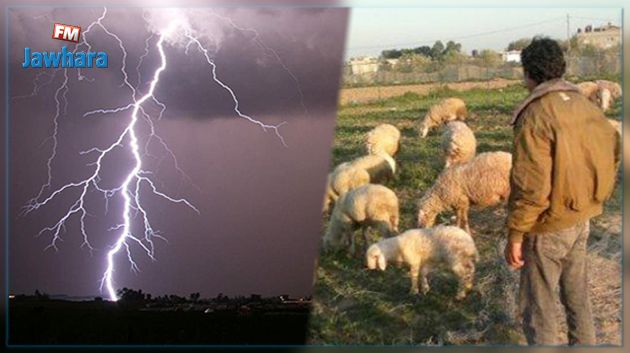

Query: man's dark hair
[521,37,566,84]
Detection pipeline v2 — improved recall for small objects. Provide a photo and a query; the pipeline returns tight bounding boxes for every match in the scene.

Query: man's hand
[505,241,525,269]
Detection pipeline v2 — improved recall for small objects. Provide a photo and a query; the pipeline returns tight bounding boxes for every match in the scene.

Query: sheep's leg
[323,216,349,252]
[458,201,471,235]
[331,216,353,255]
[374,220,392,238]
[462,208,471,235]
[409,265,420,295]
[361,227,371,255]
[349,228,357,258]
[455,208,463,228]
[363,227,374,254]
[420,265,431,295]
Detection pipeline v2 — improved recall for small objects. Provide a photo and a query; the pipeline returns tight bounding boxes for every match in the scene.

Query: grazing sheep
[441,121,477,168]
[598,88,614,112]
[578,80,621,111]
[597,80,622,111]
[608,118,622,136]
[322,165,370,214]
[365,123,401,157]
[322,153,397,214]
[323,184,399,255]
[577,81,599,101]
[608,118,622,173]
[418,97,468,138]
[596,80,622,99]
[366,226,479,299]
[346,153,397,183]
[416,151,512,234]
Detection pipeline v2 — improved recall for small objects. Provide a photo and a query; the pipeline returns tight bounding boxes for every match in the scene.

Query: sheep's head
[416,209,437,228]
[322,174,334,215]
[366,244,387,271]
[598,88,612,112]
[389,215,399,236]
[322,230,341,251]
[418,115,432,138]
[322,196,331,215]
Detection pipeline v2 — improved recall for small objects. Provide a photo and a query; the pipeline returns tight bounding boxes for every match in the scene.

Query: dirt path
[340,78,521,105]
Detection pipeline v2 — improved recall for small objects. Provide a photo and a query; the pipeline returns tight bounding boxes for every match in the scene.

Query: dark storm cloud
[8,7,348,298]
[10,7,346,119]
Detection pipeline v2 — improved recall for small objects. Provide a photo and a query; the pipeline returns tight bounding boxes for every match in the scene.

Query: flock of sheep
[321,80,622,301]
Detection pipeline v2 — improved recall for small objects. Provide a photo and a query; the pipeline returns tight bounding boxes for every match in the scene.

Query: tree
[430,40,445,60]
[412,45,432,57]
[34,289,49,300]
[189,292,201,302]
[444,40,462,55]
[117,288,146,308]
[394,53,432,73]
[507,38,532,51]
[478,49,501,67]
[381,49,402,59]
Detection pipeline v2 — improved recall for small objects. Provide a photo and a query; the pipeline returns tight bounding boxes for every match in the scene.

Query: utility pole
[566,14,571,53]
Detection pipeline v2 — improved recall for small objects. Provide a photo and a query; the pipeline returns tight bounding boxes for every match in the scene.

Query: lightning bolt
[20,8,288,301]
[208,11,308,116]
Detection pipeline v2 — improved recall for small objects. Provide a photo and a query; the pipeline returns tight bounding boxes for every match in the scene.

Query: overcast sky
[346,8,621,57]
[9,7,348,299]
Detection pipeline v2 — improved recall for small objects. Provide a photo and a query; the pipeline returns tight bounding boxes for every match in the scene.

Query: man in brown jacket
[505,37,620,345]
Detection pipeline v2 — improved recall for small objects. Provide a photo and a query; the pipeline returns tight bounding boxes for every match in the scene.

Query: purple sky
[8,7,348,298]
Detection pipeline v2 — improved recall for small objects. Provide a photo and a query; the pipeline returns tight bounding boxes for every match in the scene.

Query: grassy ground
[308,83,622,345]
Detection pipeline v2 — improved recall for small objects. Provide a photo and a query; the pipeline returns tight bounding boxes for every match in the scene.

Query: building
[576,22,620,49]
[502,50,521,63]
[348,56,379,75]
[385,58,399,65]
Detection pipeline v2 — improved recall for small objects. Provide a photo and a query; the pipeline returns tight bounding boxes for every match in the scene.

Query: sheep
[345,152,397,183]
[322,153,397,214]
[366,225,479,299]
[416,151,512,234]
[608,118,622,136]
[598,88,614,112]
[441,121,477,168]
[596,80,623,111]
[323,184,399,256]
[596,80,622,99]
[418,97,468,138]
[365,123,401,157]
[578,80,621,111]
[322,165,370,214]
[608,118,622,173]
[577,81,600,102]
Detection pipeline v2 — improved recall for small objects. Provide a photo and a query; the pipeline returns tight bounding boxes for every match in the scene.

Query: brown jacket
[507,79,620,242]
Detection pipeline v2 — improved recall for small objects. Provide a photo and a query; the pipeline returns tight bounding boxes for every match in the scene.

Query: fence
[343,51,620,87]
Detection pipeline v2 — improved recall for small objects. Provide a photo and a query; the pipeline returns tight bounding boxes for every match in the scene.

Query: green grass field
[308,83,622,345]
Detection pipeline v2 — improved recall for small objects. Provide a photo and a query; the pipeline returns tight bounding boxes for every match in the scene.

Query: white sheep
[323,184,399,255]
[417,151,512,234]
[366,225,479,299]
[418,97,468,138]
[596,80,622,99]
[441,121,477,168]
[608,118,622,136]
[608,118,622,173]
[577,81,599,102]
[578,80,621,112]
[322,153,396,214]
[347,153,397,183]
[322,165,370,214]
[365,123,401,157]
